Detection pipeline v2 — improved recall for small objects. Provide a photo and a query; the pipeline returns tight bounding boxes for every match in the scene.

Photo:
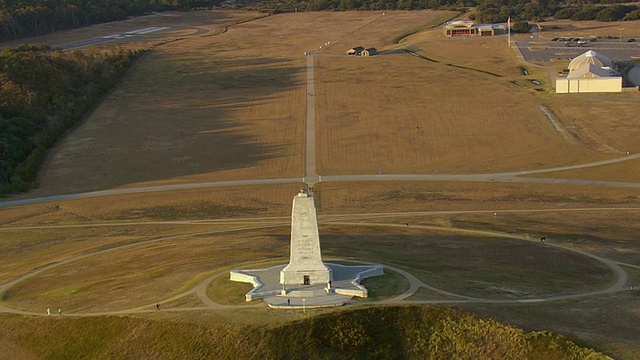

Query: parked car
[551,37,559,41]
[628,38,636,42]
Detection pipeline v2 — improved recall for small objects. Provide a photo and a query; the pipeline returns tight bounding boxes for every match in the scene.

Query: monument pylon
[229,189,383,306]
[280,189,331,286]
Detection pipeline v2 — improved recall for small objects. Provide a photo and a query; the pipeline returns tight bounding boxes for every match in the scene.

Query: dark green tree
[512,20,530,33]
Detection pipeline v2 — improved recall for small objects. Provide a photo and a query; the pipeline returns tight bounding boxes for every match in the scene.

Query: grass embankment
[0,306,608,359]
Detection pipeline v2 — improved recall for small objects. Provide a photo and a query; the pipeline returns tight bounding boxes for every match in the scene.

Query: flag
[508,16,511,27]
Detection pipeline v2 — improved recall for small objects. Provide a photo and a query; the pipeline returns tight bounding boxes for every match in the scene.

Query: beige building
[362,48,377,56]
[556,50,622,94]
[347,46,364,55]
[442,20,507,37]
[347,46,377,56]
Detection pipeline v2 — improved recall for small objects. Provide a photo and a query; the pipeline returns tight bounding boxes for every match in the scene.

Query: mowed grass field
[1,191,640,357]
[31,10,456,197]
[316,22,640,175]
[0,224,615,312]
[314,50,589,174]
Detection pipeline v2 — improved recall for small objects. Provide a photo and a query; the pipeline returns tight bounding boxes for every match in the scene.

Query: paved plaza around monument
[231,263,384,308]
[230,189,384,308]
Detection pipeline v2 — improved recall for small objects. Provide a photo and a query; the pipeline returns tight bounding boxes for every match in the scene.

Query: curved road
[0,215,637,316]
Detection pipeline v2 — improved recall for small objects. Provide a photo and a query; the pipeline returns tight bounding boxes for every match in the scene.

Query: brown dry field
[314,22,640,174]
[16,10,639,196]
[314,50,593,174]
[316,22,613,174]
[2,227,290,312]
[0,224,615,312]
[1,181,640,356]
[29,10,455,197]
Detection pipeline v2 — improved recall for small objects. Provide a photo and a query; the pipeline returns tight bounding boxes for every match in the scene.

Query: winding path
[1,211,638,316]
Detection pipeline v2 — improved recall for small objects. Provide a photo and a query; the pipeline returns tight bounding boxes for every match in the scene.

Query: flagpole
[508,17,511,47]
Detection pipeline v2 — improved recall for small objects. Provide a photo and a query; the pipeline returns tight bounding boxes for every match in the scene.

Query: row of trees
[555,4,640,21]
[0,45,144,195]
[2,0,638,41]
[0,0,221,41]
[264,0,640,22]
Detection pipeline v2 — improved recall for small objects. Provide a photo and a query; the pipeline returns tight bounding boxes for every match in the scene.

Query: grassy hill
[0,306,609,359]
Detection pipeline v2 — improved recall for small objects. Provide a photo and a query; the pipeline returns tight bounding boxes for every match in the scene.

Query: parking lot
[517,37,640,62]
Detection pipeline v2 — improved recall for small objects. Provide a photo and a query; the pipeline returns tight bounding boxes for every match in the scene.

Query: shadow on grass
[34,56,305,194]
[319,231,615,299]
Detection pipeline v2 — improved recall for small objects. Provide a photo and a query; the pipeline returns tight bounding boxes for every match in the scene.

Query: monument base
[280,267,332,286]
[230,263,384,304]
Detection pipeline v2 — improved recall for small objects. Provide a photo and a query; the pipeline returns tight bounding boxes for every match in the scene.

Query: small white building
[556,50,622,93]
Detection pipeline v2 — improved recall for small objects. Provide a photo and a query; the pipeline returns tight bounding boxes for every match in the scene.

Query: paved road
[2,153,639,208]
[59,26,173,50]
[0,177,301,208]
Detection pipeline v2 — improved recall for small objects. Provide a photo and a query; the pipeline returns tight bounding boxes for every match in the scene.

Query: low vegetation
[0,306,609,359]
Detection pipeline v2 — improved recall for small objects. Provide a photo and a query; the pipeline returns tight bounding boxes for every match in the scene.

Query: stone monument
[280,189,331,286]
[229,189,383,307]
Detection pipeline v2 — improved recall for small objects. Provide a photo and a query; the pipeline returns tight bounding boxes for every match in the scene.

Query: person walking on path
[58,308,62,316]
[47,308,50,315]
[156,303,160,311]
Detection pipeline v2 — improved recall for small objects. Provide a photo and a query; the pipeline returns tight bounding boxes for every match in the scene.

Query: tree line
[470,0,639,23]
[262,0,640,22]
[1,0,639,41]
[0,45,144,195]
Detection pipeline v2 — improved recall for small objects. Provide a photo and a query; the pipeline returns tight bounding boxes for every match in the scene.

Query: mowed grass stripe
[315,53,595,174]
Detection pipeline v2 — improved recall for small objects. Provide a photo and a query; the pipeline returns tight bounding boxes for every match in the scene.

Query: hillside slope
[0,306,609,359]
